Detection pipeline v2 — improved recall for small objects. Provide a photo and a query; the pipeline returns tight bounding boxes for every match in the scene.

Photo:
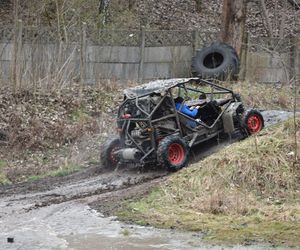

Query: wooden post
[138,27,145,83]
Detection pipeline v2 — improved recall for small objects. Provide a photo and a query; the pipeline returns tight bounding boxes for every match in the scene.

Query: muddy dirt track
[0,110,297,249]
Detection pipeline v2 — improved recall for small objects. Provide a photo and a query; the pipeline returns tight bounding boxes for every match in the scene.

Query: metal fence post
[295,38,300,85]
[239,32,248,81]
[289,37,299,84]
[80,22,87,85]
[12,19,22,93]
[78,22,87,101]
[138,27,145,83]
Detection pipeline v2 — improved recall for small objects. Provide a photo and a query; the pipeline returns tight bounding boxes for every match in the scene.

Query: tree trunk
[128,0,135,10]
[194,0,202,12]
[220,0,247,56]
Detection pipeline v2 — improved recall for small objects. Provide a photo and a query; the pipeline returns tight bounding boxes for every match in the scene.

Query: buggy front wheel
[157,135,190,171]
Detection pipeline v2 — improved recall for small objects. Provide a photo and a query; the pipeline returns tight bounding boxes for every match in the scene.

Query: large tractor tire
[100,136,121,169]
[157,135,190,171]
[191,42,239,81]
[241,109,264,137]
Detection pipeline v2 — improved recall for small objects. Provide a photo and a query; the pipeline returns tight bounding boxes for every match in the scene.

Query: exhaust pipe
[119,148,141,161]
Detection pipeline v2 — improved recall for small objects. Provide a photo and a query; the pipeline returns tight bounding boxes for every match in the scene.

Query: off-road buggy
[101,78,264,171]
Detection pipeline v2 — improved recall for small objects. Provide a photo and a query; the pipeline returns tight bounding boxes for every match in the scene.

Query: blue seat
[175,103,198,118]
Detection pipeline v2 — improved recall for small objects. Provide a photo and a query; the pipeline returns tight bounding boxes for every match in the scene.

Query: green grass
[0,160,6,169]
[70,107,89,122]
[118,205,300,247]
[117,118,300,247]
[0,174,11,185]
[120,228,131,236]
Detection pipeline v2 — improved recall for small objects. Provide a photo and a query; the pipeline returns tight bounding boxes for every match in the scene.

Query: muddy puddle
[0,201,282,250]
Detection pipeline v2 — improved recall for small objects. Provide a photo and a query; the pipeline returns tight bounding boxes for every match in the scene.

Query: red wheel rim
[168,143,185,165]
[247,114,262,134]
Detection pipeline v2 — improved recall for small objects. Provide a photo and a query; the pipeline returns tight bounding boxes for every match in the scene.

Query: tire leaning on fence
[191,42,240,81]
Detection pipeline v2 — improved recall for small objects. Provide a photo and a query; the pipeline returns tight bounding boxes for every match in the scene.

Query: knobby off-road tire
[100,137,121,169]
[241,109,264,137]
[192,42,239,81]
[157,135,190,171]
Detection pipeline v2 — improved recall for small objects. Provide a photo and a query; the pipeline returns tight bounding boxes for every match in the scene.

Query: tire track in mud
[0,135,231,213]
[0,167,168,215]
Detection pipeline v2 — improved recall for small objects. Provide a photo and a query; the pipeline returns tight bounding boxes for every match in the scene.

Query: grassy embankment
[117,117,300,247]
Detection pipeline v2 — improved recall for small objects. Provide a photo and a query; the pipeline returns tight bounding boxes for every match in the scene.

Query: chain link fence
[0,24,218,47]
[0,23,299,85]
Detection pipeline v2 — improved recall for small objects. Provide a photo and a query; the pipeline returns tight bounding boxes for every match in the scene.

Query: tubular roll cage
[117,79,238,164]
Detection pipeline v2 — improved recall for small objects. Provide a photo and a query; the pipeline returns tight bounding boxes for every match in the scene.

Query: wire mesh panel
[145,30,194,47]
[248,37,295,53]
[194,31,218,48]
[22,26,59,44]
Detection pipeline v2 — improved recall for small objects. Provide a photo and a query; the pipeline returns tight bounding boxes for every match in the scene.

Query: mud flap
[222,102,242,133]
[222,110,234,133]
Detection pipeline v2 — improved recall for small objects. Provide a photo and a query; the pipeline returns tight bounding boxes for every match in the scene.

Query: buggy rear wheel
[242,109,264,136]
[100,137,121,169]
[157,135,189,171]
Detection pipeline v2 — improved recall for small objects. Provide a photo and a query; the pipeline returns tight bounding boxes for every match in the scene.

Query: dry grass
[117,118,300,247]
[151,118,299,214]
[223,81,298,110]
[0,83,122,183]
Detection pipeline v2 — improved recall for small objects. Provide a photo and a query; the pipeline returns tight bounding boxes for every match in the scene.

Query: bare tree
[259,0,273,38]
[220,0,247,56]
[99,0,110,24]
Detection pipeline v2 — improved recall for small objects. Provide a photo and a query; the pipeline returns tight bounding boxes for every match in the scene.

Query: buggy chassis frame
[117,78,241,165]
